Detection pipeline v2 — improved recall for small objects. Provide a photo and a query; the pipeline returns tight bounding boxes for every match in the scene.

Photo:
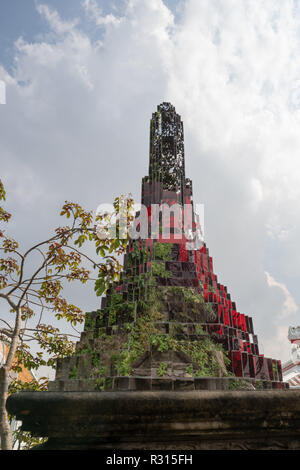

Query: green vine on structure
[68,365,78,380]
[151,261,171,278]
[83,285,232,381]
[77,239,234,387]
[157,362,168,377]
[154,242,173,261]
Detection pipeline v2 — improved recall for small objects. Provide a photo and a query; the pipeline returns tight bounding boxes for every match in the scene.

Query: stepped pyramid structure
[49,102,285,393]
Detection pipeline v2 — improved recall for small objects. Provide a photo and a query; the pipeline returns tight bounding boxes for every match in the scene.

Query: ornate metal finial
[148,102,185,193]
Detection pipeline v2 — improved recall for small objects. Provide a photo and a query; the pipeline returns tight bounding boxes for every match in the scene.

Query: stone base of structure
[6,387,300,450]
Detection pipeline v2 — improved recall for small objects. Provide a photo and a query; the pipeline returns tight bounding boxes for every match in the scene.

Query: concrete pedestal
[6,389,300,450]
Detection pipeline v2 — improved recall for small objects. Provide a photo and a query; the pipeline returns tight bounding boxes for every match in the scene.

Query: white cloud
[164,0,300,360]
[1,0,300,363]
[263,324,292,364]
[265,271,298,318]
[82,0,122,26]
[37,4,80,35]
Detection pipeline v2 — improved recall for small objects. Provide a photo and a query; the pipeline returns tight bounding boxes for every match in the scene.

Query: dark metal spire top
[148,102,185,193]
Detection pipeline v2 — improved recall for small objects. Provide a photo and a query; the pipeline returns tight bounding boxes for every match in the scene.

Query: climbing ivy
[151,261,171,278]
[112,286,231,378]
[68,365,78,380]
[157,362,168,377]
[73,284,233,386]
[154,242,173,261]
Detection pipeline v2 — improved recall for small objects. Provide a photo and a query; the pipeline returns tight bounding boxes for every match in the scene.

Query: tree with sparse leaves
[0,179,134,450]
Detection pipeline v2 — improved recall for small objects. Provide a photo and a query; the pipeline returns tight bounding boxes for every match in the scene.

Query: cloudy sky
[1,0,300,365]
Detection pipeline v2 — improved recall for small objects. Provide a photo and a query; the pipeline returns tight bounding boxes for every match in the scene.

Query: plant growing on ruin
[81,283,232,385]
[0,179,134,450]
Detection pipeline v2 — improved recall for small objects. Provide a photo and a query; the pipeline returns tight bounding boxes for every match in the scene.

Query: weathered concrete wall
[7,388,300,450]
